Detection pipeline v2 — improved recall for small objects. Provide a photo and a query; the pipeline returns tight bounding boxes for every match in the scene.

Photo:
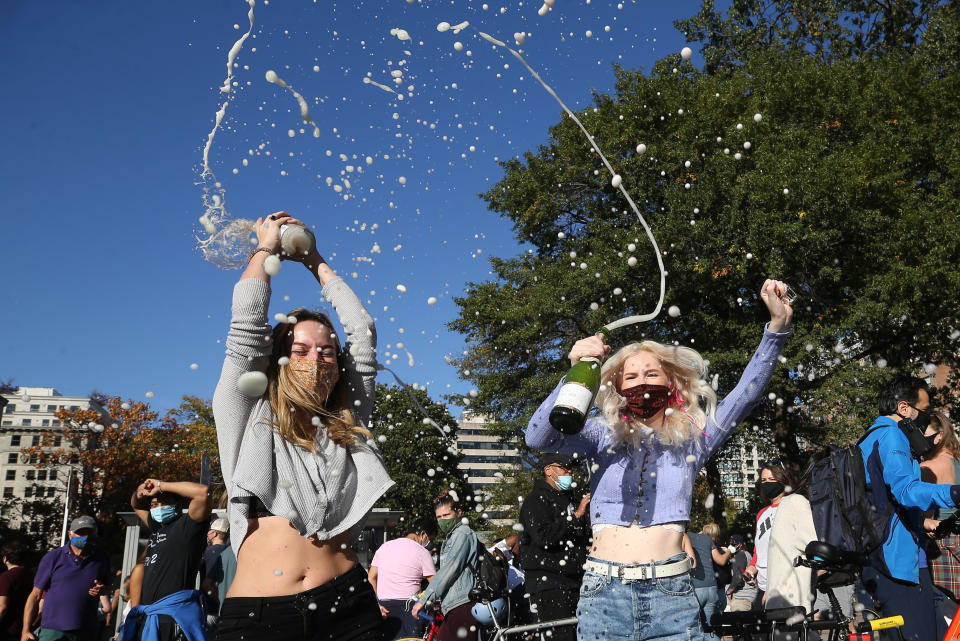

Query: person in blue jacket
[858,375,960,641]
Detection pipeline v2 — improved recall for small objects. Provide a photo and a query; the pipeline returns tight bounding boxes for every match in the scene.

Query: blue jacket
[419,522,479,615]
[119,589,207,641]
[859,416,955,582]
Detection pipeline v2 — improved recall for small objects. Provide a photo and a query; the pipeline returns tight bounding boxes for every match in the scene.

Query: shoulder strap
[855,424,885,446]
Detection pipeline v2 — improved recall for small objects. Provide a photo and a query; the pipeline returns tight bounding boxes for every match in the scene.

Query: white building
[454,413,521,524]
[0,387,104,540]
[716,436,767,511]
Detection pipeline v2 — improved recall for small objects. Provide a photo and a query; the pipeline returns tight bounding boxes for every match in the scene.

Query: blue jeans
[577,554,718,641]
[693,586,719,629]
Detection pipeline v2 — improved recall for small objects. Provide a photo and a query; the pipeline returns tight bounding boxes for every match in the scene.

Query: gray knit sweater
[213,276,393,556]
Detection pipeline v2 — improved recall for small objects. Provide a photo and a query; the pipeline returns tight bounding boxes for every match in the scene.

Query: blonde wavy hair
[263,308,370,450]
[595,341,717,448]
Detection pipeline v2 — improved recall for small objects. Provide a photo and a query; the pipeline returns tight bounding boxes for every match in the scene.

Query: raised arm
[702,280,793,457]
[213,211,302,487]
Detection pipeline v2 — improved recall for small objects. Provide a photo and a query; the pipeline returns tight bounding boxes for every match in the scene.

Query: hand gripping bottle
[548,327,609,434]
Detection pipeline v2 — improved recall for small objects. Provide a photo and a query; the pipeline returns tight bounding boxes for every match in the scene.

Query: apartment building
[0,387,104,539]
[454,413,521,524]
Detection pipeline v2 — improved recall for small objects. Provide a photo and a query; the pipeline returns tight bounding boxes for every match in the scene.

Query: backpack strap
[855,425,885,447]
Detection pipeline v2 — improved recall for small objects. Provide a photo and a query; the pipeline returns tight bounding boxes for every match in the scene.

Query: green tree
[370,384,478,527]
[451,5,960,509]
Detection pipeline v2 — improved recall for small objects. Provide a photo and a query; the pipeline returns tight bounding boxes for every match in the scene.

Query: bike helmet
[471,598,507,626]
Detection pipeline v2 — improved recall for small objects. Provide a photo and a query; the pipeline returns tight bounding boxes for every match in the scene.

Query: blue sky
[0,0,701,416]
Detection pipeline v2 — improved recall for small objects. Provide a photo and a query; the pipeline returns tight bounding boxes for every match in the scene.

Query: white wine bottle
[549,328,609,434]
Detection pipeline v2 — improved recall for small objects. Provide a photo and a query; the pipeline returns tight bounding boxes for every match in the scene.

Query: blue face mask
[556,475,573,491]
[70,535,89,549]
[150,505,177,523]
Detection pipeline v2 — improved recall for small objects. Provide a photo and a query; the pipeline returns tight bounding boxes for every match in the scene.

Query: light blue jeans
[577,554,719,641]
[693,586,719,629]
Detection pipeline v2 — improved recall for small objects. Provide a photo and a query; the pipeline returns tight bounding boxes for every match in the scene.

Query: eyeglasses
[763,459,785,469]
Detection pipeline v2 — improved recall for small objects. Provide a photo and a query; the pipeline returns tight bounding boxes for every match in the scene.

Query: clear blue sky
[0,0,702,416]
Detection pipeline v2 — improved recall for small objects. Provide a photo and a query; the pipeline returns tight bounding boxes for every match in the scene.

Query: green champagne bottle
[549,328,609,434]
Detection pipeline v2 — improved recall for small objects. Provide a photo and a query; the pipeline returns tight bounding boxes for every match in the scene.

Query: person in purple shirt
[526,279,793,641]
[21,515,112,641]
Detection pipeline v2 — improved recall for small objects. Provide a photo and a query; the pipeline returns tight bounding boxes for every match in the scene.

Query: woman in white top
[213,212,393,641]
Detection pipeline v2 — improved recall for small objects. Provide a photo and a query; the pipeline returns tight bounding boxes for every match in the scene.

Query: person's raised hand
[141,479,162,498]
[255,211,304,256]
[760,279,793,333]
[568,336,610,367]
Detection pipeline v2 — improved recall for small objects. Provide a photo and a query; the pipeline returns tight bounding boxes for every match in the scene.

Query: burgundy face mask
[620,384,671,420]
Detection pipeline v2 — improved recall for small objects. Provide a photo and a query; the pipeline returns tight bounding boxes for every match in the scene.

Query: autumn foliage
[20,395,219,541]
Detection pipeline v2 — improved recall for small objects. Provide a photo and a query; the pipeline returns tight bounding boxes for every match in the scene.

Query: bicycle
[709,540,904,641]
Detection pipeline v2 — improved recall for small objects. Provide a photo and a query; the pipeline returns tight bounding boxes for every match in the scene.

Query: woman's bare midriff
[227,516,357,597]
[591,524,684,564]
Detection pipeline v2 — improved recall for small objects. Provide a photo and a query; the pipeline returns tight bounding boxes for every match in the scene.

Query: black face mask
[897,407,934,459]
[761,481,785,502]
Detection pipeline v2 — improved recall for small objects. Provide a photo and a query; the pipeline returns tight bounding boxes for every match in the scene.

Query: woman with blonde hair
[213,211,393,640]
[922,411,960,606]
[526,279,792,641]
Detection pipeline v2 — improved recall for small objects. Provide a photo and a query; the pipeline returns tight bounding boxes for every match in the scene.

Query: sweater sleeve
[702,324,789,460]
[525,380,603,456]
[213,278,274,489]
[321,277,378,426]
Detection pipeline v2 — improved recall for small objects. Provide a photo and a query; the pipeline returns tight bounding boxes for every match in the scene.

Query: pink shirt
[371,537,436,600]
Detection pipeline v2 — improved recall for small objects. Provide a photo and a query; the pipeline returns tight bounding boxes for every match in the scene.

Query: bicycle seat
[804,541,867,567]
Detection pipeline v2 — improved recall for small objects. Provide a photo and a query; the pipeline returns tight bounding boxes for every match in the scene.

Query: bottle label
[554,383,594,414]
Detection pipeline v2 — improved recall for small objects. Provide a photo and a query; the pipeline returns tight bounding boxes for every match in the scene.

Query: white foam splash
[476,31,666,331]
[362,76,399,95]
[265,70,322,138]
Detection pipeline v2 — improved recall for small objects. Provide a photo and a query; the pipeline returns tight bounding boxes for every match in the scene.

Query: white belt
[584,557,692,582]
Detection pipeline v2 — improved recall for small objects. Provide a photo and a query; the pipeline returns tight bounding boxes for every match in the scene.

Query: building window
[28,455,37,464]
[49,470,57,481]
[10,435,20,447]
[37,471,46,481]
[47,405,57,412]
[52,420,60,427]
[21,419,31,427]
[1,421,11,426]
[41,420,50,427]
[3,405,14,414]
[6,454,16,464]
[4,471,14,481]
[53,436,62,446]
[30,405,39,411]
[2,488,12,498]
[24,487,32,498]
[31,436,40,446]
[46,487,56,498]
[26,470,35,480]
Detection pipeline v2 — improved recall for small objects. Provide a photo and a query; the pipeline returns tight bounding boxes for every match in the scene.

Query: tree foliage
[370,384,477,526]
[450,5,960,512]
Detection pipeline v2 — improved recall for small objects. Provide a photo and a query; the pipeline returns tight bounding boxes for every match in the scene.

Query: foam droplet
[668,305,680,317]
[427,296,438,305]
[237,372,268,397]
[754,113,763,122]
[680,47,692,61]
[611,174,622,188]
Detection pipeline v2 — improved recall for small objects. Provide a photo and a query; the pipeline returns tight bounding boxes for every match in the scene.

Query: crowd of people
[2,213,959,641]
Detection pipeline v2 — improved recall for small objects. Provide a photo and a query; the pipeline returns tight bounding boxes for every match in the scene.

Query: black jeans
[216,564,383,641]
[529,588,578,641]
[380,598,422,641]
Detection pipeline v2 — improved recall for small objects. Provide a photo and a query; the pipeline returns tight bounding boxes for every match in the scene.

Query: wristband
[248,247,275,263]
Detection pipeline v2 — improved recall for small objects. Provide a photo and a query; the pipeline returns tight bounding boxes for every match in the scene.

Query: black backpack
[805,427,895,574]
[469,536,509,601]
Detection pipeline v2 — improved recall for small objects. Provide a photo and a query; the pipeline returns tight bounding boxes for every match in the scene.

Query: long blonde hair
[263,308,370,450]
[595,341,717,448]
[929,411,959,460]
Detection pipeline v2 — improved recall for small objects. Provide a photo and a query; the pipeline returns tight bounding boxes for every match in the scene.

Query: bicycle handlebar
[418,611,436,622]
[856,615,904,632]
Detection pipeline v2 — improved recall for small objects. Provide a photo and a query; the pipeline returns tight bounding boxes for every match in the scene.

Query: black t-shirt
[141,513,208,605]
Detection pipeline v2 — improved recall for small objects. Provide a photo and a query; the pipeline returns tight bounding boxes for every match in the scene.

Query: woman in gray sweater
[213,211,393,640]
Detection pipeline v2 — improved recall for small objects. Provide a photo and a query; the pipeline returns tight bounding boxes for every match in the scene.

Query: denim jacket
[419,522,479,615]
